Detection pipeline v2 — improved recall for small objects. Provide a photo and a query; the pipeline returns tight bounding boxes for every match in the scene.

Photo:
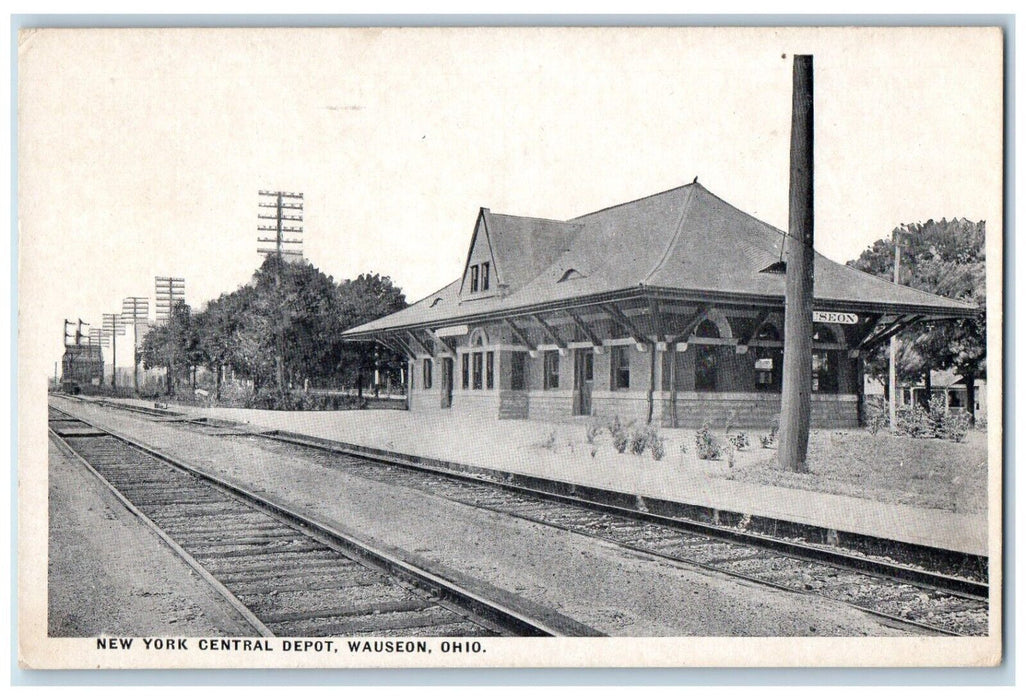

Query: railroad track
[202,425,989,637]
[48,405,590,638]
[53,398,990,637]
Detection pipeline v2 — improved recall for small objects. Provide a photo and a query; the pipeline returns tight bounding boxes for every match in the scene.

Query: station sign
[813,311,859,325]
[435,324,469,337]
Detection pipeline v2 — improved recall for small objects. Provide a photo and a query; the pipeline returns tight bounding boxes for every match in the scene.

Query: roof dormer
[459,208,499,300]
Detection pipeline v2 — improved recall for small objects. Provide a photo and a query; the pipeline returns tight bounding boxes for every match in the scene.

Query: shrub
[868,410,887,435]
[727,445,736,470]
[695,422,724,460]
[728,432,750,451]
[541,430,557,450]
[928,395,948,432]
[629,426,655,456]
[895,404,933,438]
[585,422,603,444]
[939,411,971,443]
[608,415,629,453]
[650,434,666,461]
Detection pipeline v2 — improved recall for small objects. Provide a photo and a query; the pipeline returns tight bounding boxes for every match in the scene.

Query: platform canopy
[343,183,976,356]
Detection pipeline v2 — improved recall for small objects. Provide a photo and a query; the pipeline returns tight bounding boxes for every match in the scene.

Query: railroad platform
[91,397,989,557]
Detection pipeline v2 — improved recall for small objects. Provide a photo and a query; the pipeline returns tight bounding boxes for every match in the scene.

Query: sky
[17,26,1003,374]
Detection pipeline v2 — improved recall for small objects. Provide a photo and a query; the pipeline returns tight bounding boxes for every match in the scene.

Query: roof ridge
[487,211,584,227]
[405,278,461,308]
[642,183,697,284]
[568,182,697,221]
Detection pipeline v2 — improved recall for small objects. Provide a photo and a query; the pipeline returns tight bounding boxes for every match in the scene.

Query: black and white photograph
[16,25,1003,668]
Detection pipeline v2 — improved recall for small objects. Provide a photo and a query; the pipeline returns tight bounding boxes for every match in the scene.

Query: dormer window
[470,265,480,292]
[481,262,490,291]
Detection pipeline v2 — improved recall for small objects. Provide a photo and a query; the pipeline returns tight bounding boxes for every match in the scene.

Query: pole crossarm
[600,303,648,346]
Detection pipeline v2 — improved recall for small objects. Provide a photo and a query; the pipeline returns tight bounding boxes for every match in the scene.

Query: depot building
[342,183,975,428]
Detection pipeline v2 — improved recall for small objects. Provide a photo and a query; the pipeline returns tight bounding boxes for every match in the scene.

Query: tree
[336,273,408,397]
[848,218,986,422]
[140,300,193,396]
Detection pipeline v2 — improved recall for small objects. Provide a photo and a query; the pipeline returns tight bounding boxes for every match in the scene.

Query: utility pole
[258,190,304,400]
[122,296,150,393]
[88,325,109,386]
[888,230,902,427]
[103,313,126,389]
[778,54,815,474]
[155,276,185,395]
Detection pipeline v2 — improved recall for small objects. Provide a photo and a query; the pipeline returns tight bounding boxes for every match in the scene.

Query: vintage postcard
[17,25,1003,669]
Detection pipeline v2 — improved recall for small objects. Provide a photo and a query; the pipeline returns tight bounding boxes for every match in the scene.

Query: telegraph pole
[88,325,109,386]
[103,313,126,389]
[122,296,150,393]
[155,276,185,394]
[778,54,815,474]
[258,190,304,399]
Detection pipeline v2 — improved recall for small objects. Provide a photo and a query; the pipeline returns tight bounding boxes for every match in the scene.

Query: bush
[728,432,750,451]
[608,415,629,453]
[895,404,933,438]
[650,434,666,461]
[585,422,603,444]
[541,430,557,450]
[629,426,654,456]
[939,411,971,443]
[695,423,724,460]
[928,395,948,432]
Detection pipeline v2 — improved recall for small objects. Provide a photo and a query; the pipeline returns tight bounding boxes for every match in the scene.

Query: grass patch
[736,429,987,513]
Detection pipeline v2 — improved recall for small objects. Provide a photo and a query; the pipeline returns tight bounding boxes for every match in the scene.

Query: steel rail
[257,429,988,601]
[48,405,597,638]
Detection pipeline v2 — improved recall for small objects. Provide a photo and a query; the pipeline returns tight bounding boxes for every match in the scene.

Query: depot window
[486,351,495,389]
[461,353,469,390]
[543,351,560,390]
[481,262,490,291]
[510,351,527,390]
[611,346,630,390]
[472,352,484,390]
[694,319,720,392]
[470,265,480,293]
[422,358,433,389]
[812,326,840,394]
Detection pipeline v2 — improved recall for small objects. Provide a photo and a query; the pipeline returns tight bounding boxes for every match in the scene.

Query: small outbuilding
[343,183,976,428]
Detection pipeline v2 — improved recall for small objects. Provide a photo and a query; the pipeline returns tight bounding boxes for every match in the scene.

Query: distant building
[903,369,987,420]
[343,183,975,428]
[60,343,103,390]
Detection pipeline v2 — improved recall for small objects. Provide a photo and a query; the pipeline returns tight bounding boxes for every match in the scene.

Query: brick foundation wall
[499,390,529,419]
[526,390,575,422]
[657,392,858,429]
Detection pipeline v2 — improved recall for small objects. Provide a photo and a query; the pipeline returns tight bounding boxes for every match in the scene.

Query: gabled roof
[480,211,581,293]
[344,183,977,337]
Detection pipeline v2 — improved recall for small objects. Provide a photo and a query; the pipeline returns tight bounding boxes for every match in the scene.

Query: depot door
[573,348,594,416]
[441,358,454,408]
